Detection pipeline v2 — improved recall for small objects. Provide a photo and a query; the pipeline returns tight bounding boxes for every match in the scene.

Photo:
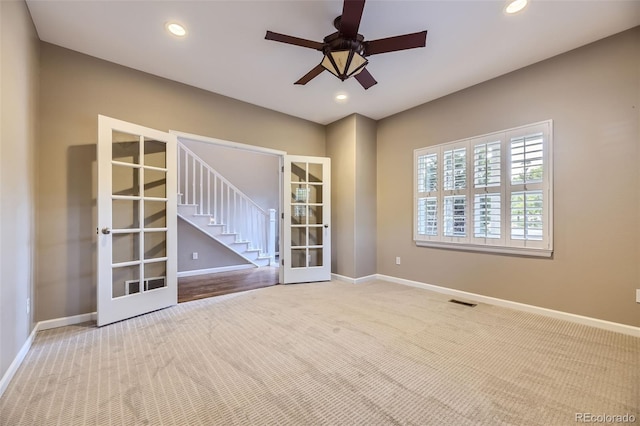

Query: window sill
[415,240,553,258]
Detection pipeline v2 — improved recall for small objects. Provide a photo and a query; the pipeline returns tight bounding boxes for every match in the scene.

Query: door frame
[169,131,334,286]
[169,130,287,283]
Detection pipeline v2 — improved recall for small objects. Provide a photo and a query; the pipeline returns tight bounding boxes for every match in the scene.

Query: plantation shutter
[471,138,505,245]
[506,123,551,250]
[414,149,439,240]
[442,144,468,242]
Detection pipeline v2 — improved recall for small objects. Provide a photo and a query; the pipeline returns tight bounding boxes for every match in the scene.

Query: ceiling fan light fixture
[505,0,528,14]
[321,55,341,77]
[321,50,368,80]
[346,53,367,76]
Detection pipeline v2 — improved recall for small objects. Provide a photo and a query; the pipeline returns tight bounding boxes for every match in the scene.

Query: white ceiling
[26,1,639,125]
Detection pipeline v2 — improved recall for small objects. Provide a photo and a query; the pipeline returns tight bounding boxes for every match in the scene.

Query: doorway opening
[171,131,285,301]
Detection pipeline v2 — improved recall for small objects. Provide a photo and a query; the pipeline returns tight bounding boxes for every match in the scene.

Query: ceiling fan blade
[265,31,324,51]
[354,68,377,90]
[339,0,366,39]
[294,64,325,85]
[364,31,428,56]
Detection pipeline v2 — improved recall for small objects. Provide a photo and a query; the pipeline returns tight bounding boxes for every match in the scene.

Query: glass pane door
[283,156,330,284]
[97,116,176,326]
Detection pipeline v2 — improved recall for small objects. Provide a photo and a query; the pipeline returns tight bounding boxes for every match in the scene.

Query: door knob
[101,227,111,235]
[324,224,329,228]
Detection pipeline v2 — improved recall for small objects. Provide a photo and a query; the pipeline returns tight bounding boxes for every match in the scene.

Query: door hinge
[281,213,284,219]
[281,166,284,173]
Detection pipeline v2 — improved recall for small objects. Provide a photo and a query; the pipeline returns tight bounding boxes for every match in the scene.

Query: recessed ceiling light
[166,22,187,37]
[505,0,528,14]
[335,93,348,103]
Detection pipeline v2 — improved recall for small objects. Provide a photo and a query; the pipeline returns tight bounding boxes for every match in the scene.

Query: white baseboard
[0,325,37,399]
[0,312,98,398]
[36,312,96,331]
[177,264,254,278]
[377,274,640,337]
[331,273,377,284]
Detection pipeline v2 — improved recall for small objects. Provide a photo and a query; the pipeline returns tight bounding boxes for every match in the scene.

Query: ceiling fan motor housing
[322,32,368,80]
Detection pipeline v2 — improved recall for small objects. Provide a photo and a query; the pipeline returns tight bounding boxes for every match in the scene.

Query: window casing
[414,121,553,257]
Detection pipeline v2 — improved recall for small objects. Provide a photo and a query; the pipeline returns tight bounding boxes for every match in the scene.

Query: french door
[97,115,177,326]
[282,155,331,284]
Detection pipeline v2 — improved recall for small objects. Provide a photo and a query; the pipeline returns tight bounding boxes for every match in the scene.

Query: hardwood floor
[178,266,279,303]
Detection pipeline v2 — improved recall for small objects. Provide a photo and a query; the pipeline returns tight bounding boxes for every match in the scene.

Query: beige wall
[0,1,39,379]
[326,114,377,279]
[377,28,640,326]
[36,43,325,321]
[327,116,357,278]
[354,116,377,278]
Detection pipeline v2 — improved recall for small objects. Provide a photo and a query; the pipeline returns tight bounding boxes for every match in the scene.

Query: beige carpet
[1,280,638,425]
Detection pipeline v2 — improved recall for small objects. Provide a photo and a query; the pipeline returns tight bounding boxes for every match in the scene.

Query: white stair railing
[178,142,275,262]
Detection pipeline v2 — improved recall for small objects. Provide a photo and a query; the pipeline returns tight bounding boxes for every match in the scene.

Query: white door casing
[97,115,177,326]
[283,155,331,284]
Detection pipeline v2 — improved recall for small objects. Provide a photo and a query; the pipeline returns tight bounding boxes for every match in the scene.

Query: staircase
[178,142,276,267]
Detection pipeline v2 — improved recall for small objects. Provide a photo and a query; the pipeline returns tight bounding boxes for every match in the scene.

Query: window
[414,121,553,257]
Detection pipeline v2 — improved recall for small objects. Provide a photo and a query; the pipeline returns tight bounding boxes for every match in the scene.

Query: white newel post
[268,209,277,266]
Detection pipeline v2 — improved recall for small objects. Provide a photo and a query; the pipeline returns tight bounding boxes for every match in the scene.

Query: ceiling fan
[265,0,428,90]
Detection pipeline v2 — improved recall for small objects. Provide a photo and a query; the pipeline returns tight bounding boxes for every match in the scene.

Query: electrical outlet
[26,297,30,314]
[395,257,401,265]
[636,289,640,303]
[192,252,198,260]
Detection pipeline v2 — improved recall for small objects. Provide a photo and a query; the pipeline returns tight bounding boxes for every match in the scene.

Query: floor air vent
[448,299,477,307]
[125,277,167,295]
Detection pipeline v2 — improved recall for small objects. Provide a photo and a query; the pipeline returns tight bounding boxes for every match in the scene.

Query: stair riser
[241,251,260,261]
[177,205,198,216]
[206,225,225,236]
[217,234,239,245]
[189,216,215,229]
[253,258,271,267]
